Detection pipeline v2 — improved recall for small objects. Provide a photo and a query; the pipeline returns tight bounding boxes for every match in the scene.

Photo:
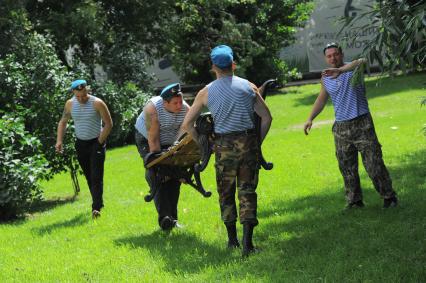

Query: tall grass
[0,73,425,282]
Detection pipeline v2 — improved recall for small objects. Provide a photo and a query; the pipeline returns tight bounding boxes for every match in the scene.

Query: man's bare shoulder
[64,99,73,109]
[144,101,156,114]
[249,81,259,91]
[198,86,208,95]
[60,99,73,120]
[195,86,208,104]
[92,96,105,105]
[93,96,112,112]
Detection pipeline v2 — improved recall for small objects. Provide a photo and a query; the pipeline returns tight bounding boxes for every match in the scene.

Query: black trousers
[135,131,181,226]
[75,138,105,211]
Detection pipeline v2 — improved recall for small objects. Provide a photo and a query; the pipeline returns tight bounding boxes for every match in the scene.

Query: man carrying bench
[135,83,190,231]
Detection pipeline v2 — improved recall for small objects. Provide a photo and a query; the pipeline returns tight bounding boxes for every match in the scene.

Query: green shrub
[0,30,85,193]
[342,0,426,74]
[92,81,151,147]
[0,114,48,220]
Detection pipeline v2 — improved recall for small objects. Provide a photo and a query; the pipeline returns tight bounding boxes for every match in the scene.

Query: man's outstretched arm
[322,58,367,78]
[304,81,329,135]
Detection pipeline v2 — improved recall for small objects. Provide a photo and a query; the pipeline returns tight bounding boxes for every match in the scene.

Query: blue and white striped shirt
[323,70,370,121]
[207,75,255,134]
[71,95,102,140]
[135,96,188,146]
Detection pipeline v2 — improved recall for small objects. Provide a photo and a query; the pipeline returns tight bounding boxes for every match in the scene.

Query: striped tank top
[71,95,102,140]
[323,70,370,122]
[207,75,255,134]
[135,96,188,145]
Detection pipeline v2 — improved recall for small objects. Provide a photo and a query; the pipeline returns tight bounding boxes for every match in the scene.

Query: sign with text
[307,0,377,71]
[280,0,377,73]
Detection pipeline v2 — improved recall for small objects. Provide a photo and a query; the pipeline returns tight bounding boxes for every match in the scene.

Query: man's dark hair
[217,65,233,72]
[323,42,343,55]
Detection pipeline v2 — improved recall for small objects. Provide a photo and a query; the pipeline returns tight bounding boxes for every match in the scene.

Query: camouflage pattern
[332,113,396,204]
[213,132,259,226]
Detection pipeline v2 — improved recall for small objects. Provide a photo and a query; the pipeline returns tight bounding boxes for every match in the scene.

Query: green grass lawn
[1,73,425,282]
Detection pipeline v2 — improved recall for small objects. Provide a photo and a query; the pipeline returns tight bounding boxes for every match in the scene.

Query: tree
[341,0,426,137]
[29,0,312,86]
[342,0,426,74]
[0,9,81,194]
[92,81,150,147]
[158,0,314,85]
[0,0,28,59]
[0,2,153,206]
[25,0,157,90]
[19,1,314,86]
[26,0,109,76]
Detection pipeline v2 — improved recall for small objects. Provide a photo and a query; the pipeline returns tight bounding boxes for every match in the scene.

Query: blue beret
[70,79,87,91]
[160,83,182,99]
[210,45,233,69]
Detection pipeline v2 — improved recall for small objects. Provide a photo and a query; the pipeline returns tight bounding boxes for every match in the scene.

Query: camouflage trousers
[332,113,396,204]
[213,132,259,226]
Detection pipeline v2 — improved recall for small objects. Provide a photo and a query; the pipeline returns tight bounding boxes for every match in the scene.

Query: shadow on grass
[32,212,89,235]
[29,195,77,214]
[114,230,233,274]
[110,149,425,281]
[387,149,426,192]
[0,195,77,225]
[291,73,426,107]
[112,145,426,280]
[232,148,426,281]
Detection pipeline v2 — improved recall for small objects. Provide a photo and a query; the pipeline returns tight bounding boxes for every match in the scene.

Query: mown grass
[1,73,425,282]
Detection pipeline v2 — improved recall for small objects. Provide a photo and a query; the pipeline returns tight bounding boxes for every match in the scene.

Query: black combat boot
[383,196,398,208]
[242,223,255,257]
[225,223,240,248]
[160,216,173,231]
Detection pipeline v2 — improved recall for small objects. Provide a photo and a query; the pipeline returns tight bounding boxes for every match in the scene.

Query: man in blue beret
[134,82,190,231]
[183,45,272,256]
[56,79,113,219]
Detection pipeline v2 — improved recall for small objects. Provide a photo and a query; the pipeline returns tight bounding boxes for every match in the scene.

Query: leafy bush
[0,28,82,193]
[0,114,48,220]
[0,6,153,199]
[0,31,73,163]
[92,81,151,147]
[342,0,426,74]
[157,0,313,86]
[102,35,154,90]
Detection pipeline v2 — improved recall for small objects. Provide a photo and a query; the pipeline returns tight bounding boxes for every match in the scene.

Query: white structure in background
[280,0,377,72]
[65,44,109,83]
[146,58,181,88]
